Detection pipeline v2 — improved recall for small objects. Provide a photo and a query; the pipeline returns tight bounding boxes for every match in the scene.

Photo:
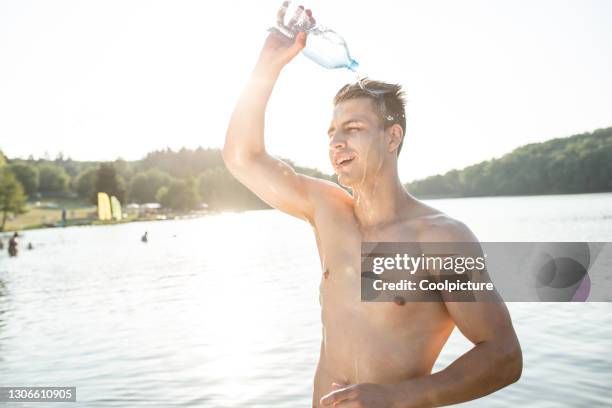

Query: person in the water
[8,232,18,257]
[223,4,522,407]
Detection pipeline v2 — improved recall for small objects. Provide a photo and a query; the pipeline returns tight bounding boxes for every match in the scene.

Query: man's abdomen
[318,301,454,384]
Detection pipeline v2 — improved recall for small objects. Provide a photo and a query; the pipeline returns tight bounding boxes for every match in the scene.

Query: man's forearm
[223,29,306,166]
[223,64,280,163]
[394,340,522,408]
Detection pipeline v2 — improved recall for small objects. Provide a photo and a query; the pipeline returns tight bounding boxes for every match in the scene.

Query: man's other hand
[320,382,412,408]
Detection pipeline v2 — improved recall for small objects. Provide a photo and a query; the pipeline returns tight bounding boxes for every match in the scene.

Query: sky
[1,0,611,181]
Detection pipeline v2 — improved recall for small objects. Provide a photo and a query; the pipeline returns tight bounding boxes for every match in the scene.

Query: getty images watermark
[361,242,612,302]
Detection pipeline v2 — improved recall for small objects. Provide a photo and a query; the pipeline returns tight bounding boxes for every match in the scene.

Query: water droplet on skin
[355,136,384,230]
[344,74,389,235]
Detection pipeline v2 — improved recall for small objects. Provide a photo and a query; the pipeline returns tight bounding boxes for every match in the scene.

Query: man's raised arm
[223,25,324,223]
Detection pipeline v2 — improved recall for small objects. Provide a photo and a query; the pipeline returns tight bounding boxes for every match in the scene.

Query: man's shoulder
[303,175,353,207]
[405,205,478,243]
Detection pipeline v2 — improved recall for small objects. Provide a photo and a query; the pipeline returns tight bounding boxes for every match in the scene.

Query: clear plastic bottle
[269,2,359,71]
[301,27,359,71]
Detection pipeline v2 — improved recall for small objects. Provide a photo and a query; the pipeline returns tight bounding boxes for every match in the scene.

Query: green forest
[0,147,335,229]
[1,126,610,230]
[406,127,612,198]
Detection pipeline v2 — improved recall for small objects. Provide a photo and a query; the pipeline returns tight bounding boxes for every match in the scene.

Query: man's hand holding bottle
[255,2,315,75]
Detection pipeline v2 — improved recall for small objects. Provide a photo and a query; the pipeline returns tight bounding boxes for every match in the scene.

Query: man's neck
[351,166,414,230]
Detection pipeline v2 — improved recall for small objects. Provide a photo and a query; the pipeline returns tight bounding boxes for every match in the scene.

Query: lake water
[1,193,611,407]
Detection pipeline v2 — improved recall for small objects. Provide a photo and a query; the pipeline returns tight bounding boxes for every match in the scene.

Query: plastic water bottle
[302,27,359,71]
[269,3,359,71]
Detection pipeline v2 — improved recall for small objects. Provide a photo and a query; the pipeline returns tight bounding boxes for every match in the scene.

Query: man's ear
[387,124,404,154]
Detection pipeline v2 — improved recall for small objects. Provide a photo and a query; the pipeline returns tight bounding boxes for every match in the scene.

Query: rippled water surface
[1,193,611,407]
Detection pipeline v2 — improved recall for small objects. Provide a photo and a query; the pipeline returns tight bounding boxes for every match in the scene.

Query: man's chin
[336,172,359,188]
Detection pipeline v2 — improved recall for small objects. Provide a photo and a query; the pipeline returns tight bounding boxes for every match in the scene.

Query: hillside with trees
[0,147,337,229]
[1,126,611,230]
[406,127,612,198]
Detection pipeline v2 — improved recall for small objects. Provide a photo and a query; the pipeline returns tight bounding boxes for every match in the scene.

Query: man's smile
[333,152,357,171]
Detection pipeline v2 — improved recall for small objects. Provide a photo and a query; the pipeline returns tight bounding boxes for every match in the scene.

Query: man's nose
[329,134,347,149]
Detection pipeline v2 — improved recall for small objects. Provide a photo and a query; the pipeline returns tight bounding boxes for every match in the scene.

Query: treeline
[406,127,612,198]
[0,147,336,213]
[2,125,610,225]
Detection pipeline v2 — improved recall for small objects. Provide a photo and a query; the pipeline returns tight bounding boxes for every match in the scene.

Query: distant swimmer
[141,231,148,243]
[27,242,34,250]
[8,232,18,257]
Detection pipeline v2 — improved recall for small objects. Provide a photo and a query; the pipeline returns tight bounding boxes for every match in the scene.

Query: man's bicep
[421,218,518,345]
[227,152,326,222]
[444,300,515,345]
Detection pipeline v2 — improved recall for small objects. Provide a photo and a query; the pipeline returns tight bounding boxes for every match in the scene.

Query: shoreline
[0,211,213,234]
[3,191,610,233]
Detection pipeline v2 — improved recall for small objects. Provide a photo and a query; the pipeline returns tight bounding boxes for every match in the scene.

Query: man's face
[328,98,387,188]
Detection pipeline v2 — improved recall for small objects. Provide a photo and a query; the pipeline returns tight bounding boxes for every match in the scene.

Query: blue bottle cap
[347,59,359,72]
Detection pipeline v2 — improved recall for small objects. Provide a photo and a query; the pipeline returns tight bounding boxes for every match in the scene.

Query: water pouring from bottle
[269,1,390,98]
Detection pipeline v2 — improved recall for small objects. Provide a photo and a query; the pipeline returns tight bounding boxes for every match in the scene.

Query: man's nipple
[323,269,330,279]
[393,296,406,306]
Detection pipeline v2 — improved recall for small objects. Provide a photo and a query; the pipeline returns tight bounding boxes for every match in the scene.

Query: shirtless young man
[223,7,522,407]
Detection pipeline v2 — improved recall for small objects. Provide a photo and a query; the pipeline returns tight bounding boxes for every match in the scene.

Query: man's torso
[310,191,456,405]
